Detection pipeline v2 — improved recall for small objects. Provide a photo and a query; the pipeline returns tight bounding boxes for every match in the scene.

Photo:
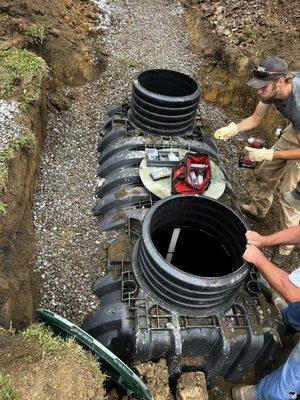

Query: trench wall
[0,93,47,329]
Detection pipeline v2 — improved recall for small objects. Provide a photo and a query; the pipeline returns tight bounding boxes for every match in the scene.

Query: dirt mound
[0,0,107,85]
[0,324,106,399]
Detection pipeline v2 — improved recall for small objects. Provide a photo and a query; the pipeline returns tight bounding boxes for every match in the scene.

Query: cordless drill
[238,137,265,169]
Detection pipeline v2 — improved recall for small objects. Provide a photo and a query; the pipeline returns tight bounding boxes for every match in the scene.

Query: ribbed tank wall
[128,70,200,136]
[134,195,249,314]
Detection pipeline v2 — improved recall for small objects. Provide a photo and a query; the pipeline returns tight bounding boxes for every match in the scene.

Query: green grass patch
[22,324,64,356]
[26,24,46,46]
[0,134,35,165]
[22,324,101,365]
[0,147,14,165]
[63,338,87,362]
[0,48,48,99]
[0,372,19,400]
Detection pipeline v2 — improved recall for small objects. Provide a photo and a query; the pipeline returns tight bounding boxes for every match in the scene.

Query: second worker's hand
[243,244,265,265]
[245,231,265,247]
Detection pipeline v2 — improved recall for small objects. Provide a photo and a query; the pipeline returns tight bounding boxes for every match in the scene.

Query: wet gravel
[32,0,268,325]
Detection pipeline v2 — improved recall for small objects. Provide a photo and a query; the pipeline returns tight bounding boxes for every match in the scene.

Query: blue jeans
[256,302,300,400]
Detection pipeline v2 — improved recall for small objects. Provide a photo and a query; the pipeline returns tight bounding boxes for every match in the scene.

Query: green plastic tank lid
[36,309,152,400]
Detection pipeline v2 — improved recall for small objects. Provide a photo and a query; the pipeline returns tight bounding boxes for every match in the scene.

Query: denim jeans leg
[282,302,300,332]
[256,341,300,400]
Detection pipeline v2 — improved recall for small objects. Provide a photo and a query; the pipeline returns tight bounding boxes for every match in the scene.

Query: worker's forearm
[262,226,300,247]
[254,255,300,302]
[273,149,300,160]
[237,116,261,132]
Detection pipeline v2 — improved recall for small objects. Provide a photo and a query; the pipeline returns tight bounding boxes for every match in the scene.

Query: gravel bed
[32,0,255,325]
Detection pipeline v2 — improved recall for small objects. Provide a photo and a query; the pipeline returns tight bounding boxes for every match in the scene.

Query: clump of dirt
[0,0,107,86]
[133,359,173,400]
[0,324,106,400]
[176,372,208,400]
[108,235,131,262]
[0,48,48,101]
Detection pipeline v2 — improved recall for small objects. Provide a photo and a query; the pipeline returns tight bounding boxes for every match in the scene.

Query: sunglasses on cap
[253,66,286,79]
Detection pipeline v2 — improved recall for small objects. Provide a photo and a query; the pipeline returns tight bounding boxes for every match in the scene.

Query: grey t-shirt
[261,76,300,132]
[289,267,300,288]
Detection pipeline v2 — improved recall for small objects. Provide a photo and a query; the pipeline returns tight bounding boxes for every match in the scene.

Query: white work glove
[214,122,238,141]
[244,146,274,162]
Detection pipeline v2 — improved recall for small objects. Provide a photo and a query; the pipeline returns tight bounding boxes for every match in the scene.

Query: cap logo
[256,66,266,72]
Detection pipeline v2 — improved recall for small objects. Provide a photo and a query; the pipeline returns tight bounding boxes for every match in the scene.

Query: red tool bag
[171,153,211,195]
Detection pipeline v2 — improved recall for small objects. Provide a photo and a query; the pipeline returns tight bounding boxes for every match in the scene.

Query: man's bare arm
[237,102,270,132]
[246,226,300,247]
[243,245,300,302]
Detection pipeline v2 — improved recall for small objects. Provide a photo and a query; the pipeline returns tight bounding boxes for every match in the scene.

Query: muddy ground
[1,0,300,399]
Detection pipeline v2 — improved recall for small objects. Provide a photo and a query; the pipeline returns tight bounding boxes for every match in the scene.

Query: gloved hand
[244,146,274,162]
[214,122,238,141]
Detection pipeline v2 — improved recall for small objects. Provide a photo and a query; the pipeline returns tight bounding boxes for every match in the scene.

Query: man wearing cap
[214,57,300,267]
[232,226,300,400]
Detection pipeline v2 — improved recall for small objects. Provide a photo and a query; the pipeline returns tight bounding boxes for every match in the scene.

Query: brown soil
[0,0,107,86]
[134,359,174,400]
[0,95,46,329]
[176,372,208,400]
[107,235,131,262]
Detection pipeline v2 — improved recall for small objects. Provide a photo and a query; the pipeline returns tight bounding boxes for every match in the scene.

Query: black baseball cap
[247,57,288,89]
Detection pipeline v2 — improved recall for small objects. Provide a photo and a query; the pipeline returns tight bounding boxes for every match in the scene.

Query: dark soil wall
[0,93,47,329]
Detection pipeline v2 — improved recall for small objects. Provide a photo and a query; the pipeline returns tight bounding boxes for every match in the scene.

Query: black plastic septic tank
[128,69,200,136]
[82,195,285,384]
[133,195,250,314]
